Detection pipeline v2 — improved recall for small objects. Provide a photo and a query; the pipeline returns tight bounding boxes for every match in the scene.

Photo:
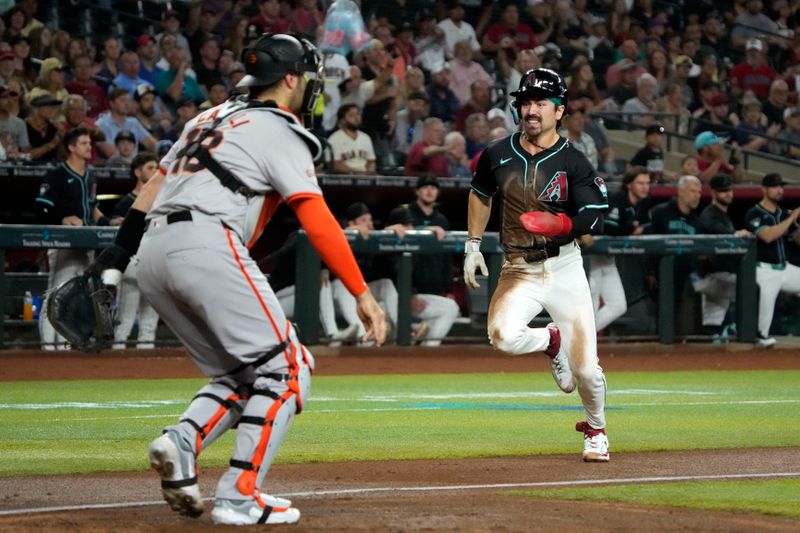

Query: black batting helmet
[510,68,568,110]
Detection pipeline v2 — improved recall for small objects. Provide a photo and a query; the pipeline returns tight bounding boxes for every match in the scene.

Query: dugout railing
[0,225,756,348]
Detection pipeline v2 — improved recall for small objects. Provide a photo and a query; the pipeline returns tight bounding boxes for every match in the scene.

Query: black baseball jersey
[699,203,738,274]
[395,201,453,295]
[112,192,137,219]
[745,203,790,265]
[471,133,608,248]
[603,190,650,236]
[35,162,98,226]
[787,229,800,267]
[629,146,664,183]
[649,199,703,236]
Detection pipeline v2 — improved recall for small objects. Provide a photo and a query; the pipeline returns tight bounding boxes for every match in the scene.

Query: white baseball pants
[589,255,627,332]
[333,278,398,338]
[696,271,737,327]
[113,257,160,349]
[412,294,460,346]
[756,263,800,337]
[487,243,606,429]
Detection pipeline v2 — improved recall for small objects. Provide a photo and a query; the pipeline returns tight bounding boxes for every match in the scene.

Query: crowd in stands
[2,0,800,346]
[0,0,799,178]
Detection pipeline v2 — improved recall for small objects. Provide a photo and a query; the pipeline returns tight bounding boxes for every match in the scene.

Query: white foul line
[0,472,798,517]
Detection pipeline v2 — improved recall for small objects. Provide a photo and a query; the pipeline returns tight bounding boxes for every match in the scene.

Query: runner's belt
[505,241,561,264]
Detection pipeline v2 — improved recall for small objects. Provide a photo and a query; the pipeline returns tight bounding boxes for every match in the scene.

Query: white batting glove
[463,240,488,289]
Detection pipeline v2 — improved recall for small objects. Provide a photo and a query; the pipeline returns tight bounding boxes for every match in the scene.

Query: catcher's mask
[509,67,568,125]
[237,33,324,119]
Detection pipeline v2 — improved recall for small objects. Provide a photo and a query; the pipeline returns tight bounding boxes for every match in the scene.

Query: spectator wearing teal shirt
[154,46,205,115]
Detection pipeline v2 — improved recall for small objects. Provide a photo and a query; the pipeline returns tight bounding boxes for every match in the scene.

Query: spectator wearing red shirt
[250,0,291,35]
[454,79,491,133]
[481,3,537,63]
[694,131,742,184]
[729,39,776,100]
[65,54,108,119]
[406,117,449,176]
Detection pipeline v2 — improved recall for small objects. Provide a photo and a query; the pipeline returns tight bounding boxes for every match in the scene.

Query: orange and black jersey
[471,133,609,248]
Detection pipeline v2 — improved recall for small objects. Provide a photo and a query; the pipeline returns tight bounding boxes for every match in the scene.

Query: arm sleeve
[35,169,62,224]
[289,194,367,297]
[569,209,604,238]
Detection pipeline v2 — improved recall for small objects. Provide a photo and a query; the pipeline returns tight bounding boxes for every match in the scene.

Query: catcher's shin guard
[171,379,249,456]
[215,330,313,501]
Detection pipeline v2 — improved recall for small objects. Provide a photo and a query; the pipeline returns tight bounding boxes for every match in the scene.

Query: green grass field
[1,369,798,517]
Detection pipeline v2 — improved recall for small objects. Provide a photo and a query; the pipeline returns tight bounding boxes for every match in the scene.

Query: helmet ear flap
[511,104,519,125]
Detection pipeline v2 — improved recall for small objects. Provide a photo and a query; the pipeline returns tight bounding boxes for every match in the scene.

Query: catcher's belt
[505,241,561,264]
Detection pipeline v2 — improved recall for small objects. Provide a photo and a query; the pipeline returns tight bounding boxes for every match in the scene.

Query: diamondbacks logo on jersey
[538,171,567,201]
[594,177,608,198]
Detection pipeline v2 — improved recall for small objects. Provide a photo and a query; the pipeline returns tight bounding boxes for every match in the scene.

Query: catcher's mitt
[46,272,115,352]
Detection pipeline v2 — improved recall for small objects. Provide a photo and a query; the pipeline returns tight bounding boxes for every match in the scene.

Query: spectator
[729,39,776,100]
[17,0,43,37]
[645,47,670,94]
[567,57,601,107]
[249,0,291,35]
[692,92,736,139]
[3,6,29,41]
[398,65,425,103]
[695,175,752,338]
[375,0,417,36]
[62,94,107,162]
[289,0,324,40]
[762,79,790,128]
[106,130,136,166]
[604,40,646,89]
[392,23,417,76]
[154,46,205,115]
[25,94,62,162]
[393,90,428,161]
[0,49,16,86]
[688,52,721,106]
[680,153,700,177]
[223,15,248,60]
[413,9,447,74]
[603,59,638,111]
[454,79,491,132]
[339,65,371,110]
[559,108,598,169]
[776,107,800,158]
[28,26,53,60]
[655,82,690,134]
[200,80,229,110]
[486,107,507,130]
[65,54,108,118]
[372,24,407,81]
[699,12,730,65]
[112,51,148,97]
[110,152,162,349]
[156,11,193,65]
[96,88,156,156]
[442,130,472,178]
[744,173,800,347]
[671,55,696,109]
[732,101,781,154]
[34,127,107,349]
[359,40,398,171]
[164,97,199,141]
[438,1,482,60]
[10,35,38,86]
[387,176,461,346]
[463,112,489,159]
[525,0,556,46]
[731,0,781,49]
[185,4,224,59]
[482,2,537,63]
[447,40,493,106]
[622,73,658,128]
[133,84,169,139]
[136,35,163,86]
[328,103,376,175]
[405,117,448,176]
[694,131,742,184]
[0,82,30,157]
[498,48,540,130]
[27,56,68,107]
[193,35,223,93]
[94,36,121,92]
[425,62,460,125]
[628,122,676,183]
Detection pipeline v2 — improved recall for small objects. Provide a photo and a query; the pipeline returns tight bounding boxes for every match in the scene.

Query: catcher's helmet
[509,68,568,109]
[238,33,320,87]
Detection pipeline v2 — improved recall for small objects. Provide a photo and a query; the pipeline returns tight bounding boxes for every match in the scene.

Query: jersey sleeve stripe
[470,184,493,198]
[35,198,55,207]
[604,219,619,226]
[579,204,608,212]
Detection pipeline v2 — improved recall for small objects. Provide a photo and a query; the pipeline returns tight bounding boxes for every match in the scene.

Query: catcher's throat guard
[46,272,115,352]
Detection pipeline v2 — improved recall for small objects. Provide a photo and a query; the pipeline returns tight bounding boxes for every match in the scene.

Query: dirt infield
[1,344,799,532]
